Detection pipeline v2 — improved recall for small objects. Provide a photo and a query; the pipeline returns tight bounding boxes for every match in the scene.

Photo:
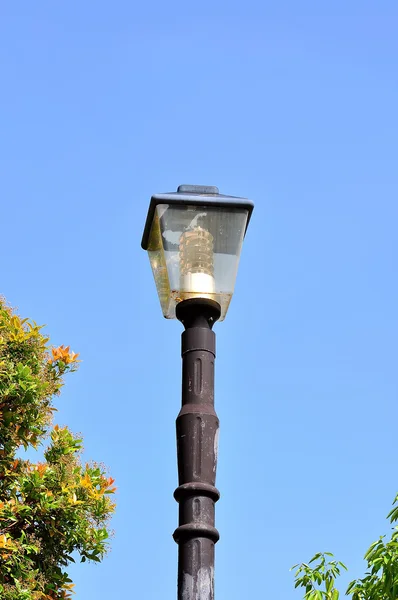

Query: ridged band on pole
[174,299,221,600]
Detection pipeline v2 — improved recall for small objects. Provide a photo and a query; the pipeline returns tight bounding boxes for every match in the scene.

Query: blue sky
[1,1,397,598]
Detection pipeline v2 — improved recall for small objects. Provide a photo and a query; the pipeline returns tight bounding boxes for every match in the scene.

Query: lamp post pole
[141,184,254,599]
[173,298,221,600]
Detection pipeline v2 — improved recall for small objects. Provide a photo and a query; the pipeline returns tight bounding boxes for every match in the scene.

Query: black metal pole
[173,298,221,600]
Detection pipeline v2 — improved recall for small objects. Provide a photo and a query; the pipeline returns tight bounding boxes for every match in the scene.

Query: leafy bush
[0,298,115,599]
[293,496,398,600]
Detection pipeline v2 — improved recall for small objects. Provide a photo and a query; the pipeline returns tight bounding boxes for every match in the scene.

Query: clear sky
[1,1,397,598]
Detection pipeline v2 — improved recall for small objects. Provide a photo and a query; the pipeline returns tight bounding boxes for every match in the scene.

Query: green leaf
[309,553,322,564]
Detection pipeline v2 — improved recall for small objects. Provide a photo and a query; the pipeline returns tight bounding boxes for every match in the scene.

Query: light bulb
[179,226,215,295]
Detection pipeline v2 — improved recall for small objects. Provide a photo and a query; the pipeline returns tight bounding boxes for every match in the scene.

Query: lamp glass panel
[147,203,248,320]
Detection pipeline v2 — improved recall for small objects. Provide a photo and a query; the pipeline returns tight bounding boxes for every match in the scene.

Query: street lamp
[141,184,254,600]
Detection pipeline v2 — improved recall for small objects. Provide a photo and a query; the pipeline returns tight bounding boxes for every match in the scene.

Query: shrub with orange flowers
[0,298,115,600]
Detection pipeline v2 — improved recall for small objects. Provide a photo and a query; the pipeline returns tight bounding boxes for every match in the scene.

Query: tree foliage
[0,298,115,599]
[292,552,347,600]
[293,494,398,600]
